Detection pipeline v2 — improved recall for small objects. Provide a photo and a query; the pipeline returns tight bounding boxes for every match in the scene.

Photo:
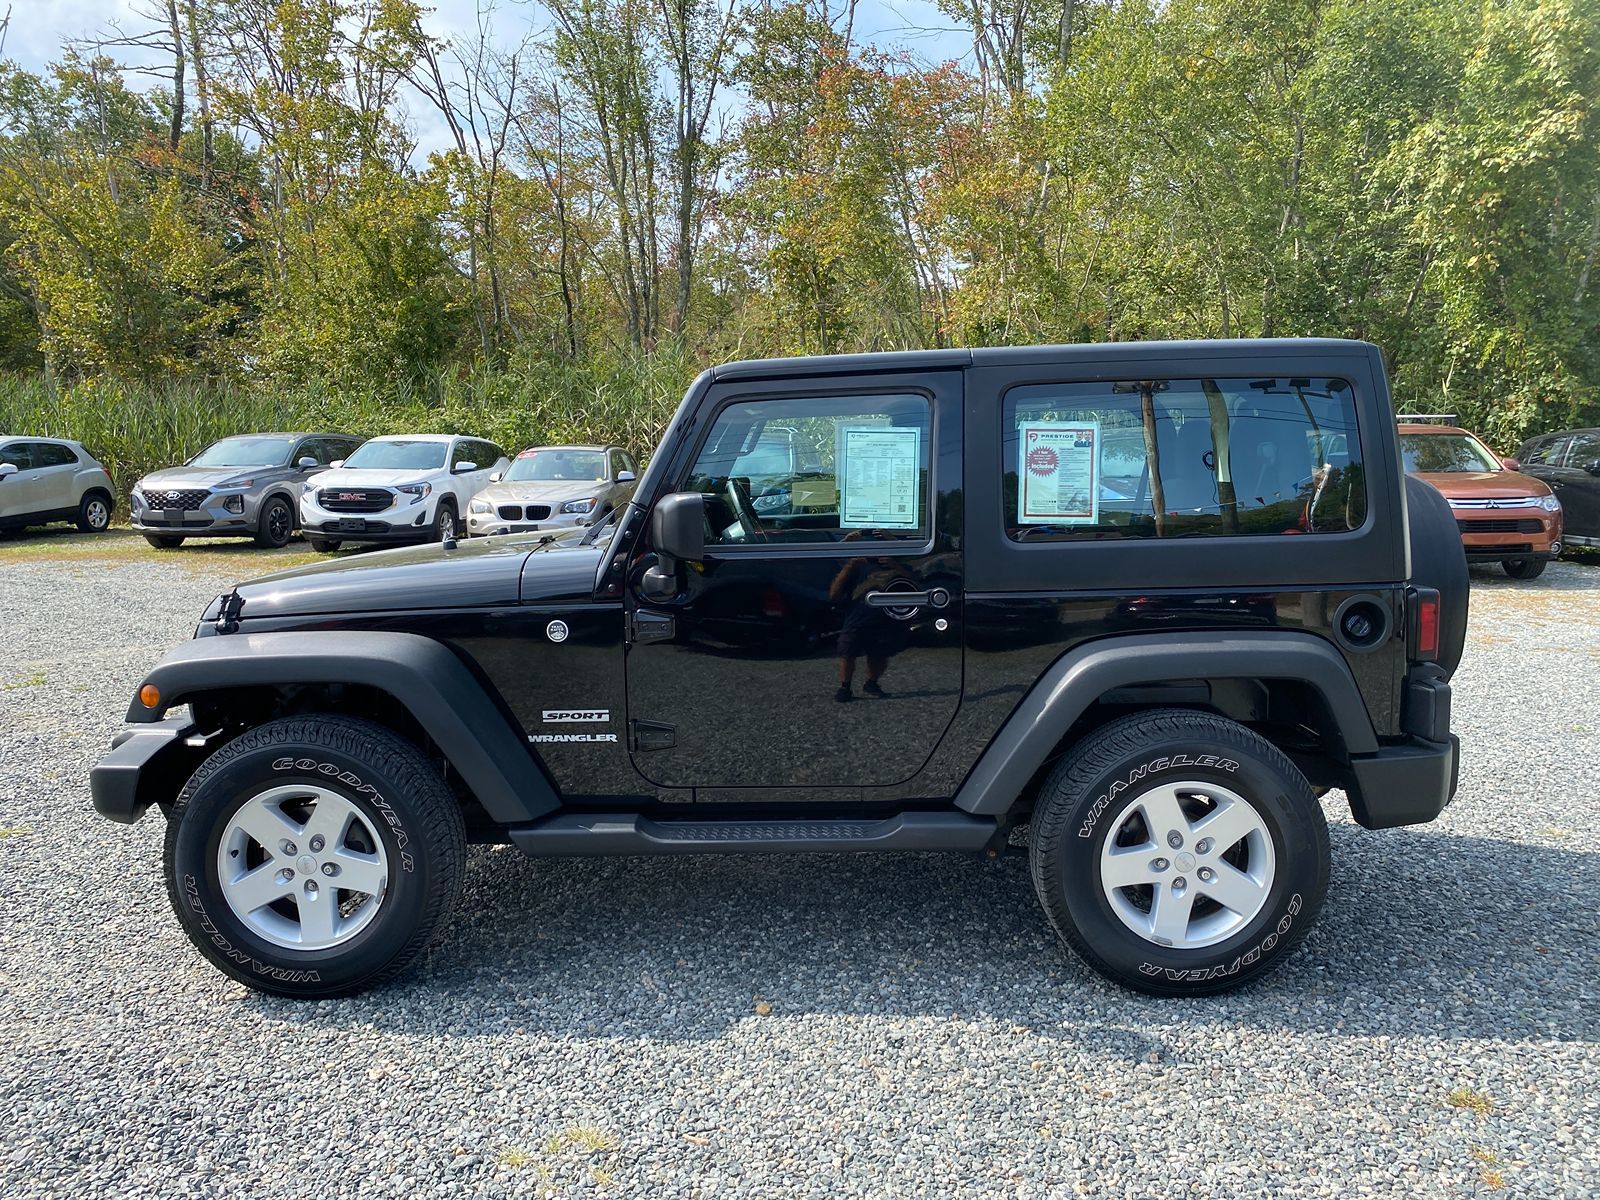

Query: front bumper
[1455,506,1562,563]
[466,509,591,537]
[301,497,434,542]
[90,717,208,823]
[131,490,260,537]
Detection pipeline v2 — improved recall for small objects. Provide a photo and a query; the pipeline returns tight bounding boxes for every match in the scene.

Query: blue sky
[1,0,974,156]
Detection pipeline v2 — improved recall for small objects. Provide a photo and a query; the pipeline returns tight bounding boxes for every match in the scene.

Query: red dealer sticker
[1026,444,1058,477]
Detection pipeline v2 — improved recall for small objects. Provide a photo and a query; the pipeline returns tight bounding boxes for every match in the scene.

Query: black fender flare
[125,631,559,824]
[954,631,1378,816]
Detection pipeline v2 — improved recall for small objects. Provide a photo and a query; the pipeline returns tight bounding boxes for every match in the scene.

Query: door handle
[865,588,951,610]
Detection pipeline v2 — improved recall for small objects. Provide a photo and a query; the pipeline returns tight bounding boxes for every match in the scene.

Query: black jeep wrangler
[92,340,1466,998]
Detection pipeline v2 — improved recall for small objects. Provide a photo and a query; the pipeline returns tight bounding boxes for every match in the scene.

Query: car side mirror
[329,459,345,469]
[616,469,636,483]
[1499,456,1521,471]
[297,457,318,470]
[0,462,15,480]
[652,491,704,561]
[453,461,477,475]
[489,470,503,483]
[1586,459,1600,476]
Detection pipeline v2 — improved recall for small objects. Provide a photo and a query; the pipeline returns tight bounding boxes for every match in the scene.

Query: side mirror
[0,462,16,480]
[616,470,636,483]
[489,470,503,483]
[297,457,318,470]
[1499,456,1521,471]
[1586,459,1600,476]
[651,491,704,562]
[453,461,477,475]
[329,459,345,469]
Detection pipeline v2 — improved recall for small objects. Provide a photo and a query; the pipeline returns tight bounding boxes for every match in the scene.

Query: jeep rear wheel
[1029,708,1329,996]
[163,715,466,998]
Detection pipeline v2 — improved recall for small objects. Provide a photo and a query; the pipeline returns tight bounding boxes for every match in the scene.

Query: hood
[311,467,442,489]
[1413,470,1553,501]
[222,531,604,622]
[479,479,602,504]
[139,466,273,490]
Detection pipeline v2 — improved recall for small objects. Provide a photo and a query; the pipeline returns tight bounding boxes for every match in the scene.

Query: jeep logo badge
[546,619,570,643]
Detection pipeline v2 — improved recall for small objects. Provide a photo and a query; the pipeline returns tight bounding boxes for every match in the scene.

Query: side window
[1567,433,1600,468]
[0,443,34,470]
[620,451,638,476]
[1522,436,1569,467]
[1002,376,1366,541]
[684,393,932,546]
[449,440,471,470]
[481,441,504,467]
[34,442,78,467]
[608,449,625,479]
[292,439,321,465]
[334,438,360,462]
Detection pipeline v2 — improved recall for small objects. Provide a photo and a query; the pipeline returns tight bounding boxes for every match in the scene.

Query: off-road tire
[163,715,467,998]
[307,537,342,553]
[254,495,295,548]
[1502,558,1546,580]
[77,490,112,532]
[144,534,185,549]
[1029,708,1329,997]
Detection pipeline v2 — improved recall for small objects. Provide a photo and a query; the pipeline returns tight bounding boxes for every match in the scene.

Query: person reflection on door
[829,531,906,702]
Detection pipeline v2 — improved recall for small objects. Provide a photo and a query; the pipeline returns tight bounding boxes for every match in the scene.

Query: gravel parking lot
[1,534,1596,1199]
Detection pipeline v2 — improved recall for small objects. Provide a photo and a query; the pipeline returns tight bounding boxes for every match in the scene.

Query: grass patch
[1448,1086,1494,1115]
[0,826,31,838]
[2,671,46,690]
[0,527,330,572]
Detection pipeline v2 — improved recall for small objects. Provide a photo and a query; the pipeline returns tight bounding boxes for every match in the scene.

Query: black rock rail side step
[510,811,999,856]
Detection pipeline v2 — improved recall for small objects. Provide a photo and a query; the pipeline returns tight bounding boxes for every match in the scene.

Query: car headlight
[561,496,597,515]
[396,482,432,504]
[217,479,254,490]
[469,498,492,514]
[302,480,318,495]
[1536,494,1561,513]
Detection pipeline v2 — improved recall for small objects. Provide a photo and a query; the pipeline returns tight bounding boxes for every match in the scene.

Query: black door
[624,371,964,792]
[1553,432,1600,539]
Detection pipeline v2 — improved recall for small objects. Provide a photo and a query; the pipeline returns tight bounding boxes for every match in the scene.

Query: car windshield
[189,436,294,468]
[342,440,447,471]
[1400,433,1500,473]
[506,449,606,482]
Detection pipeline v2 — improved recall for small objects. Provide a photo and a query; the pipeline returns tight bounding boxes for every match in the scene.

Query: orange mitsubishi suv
[1399,416,1563,579]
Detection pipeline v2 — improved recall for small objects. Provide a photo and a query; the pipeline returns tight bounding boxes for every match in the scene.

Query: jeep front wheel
[163,715,466,998]
[1029,708,1329,996]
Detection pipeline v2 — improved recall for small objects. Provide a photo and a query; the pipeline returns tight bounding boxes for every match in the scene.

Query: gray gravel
[1,537,1597,1199]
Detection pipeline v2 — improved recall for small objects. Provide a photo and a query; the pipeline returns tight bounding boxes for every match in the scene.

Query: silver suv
[132,433,362,549]
[466,445,638,537]
[0,437,115,534]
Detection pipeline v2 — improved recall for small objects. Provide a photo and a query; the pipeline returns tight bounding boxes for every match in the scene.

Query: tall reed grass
[0,352,694,494]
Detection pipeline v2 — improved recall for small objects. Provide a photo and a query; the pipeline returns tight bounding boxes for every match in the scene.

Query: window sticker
[839,425,921,529]
[1018,421,1100,524]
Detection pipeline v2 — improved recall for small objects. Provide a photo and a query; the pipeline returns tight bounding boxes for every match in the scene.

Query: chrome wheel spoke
[1198,860,1269,915]
[1191,797,1259,854]
[331,849,387,898]
[1101,845,1158,889]
[295,889,339,945]
[1148,883,1196,945]
[226,862,291,914]
[1134,786,1189,845]
[300,795,356,853]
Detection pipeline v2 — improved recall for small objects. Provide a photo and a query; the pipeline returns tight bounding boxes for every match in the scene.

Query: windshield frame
[188,435,296,469]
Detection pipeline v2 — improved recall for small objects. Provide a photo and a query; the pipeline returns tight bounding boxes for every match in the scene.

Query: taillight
[1410,588,1440,661]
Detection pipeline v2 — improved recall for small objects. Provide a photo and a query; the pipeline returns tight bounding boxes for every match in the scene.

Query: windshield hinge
[215,590,245,635]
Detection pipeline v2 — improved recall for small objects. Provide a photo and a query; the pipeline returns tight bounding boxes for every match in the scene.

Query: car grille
[142,488,210,512]
[1456,517,1544,534]
[319,488,393,513]
[497,504,551,522]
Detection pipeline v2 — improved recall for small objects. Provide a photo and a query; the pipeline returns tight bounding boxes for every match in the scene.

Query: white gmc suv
[298,434,509,552]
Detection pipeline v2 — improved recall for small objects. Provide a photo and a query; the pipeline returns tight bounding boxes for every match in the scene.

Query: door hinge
[630,720,676,752]
[629,609,675,643]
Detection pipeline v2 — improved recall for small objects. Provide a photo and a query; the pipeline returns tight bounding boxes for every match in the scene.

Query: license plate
[166,509,185,523]
[338,518,367,532]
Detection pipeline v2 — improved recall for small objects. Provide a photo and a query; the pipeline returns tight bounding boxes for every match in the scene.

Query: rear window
[1003,377,1365,541]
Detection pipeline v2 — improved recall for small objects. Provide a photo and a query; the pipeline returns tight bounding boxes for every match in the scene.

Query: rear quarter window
[1002,376,1365,541]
